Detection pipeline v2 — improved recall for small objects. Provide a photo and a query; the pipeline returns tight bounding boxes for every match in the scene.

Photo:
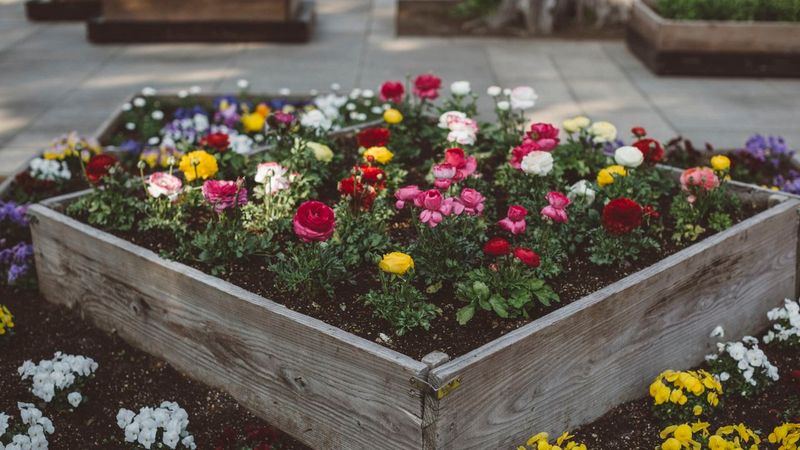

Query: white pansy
[141,87,157,96]
[1,404,55,450]
[520,151,554,176]
[29,158,71,182]
[567,179,595,206]
[125,122,136,131]
[151,110,164,121]
[346,103,356,111]
[229,134,254,155]
[148,136,160,146]
[18,352,98,403]
[509,86,537,110]
[132,97,146,108]
[236,79,249,89]
[497,100,510,111]
[718,372,730,382]
[710,326,725,338]
[117,402,197,450]
[450,81,471,96]
[177,90,188,99]
[588,121,617,143]
[763,298,800,345]
[0,412,9,436]
[614,146,644,168]
[121,102,133,111]
[487,86,502,97]
[67,392,82,408]
[503,88,512,96]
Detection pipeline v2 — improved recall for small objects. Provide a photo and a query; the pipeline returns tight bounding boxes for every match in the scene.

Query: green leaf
[456,305,475,325]
[489,295,509,318]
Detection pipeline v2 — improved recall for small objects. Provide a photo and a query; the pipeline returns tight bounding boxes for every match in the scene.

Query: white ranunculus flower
[177,90,188,98]
[520,151,553,176]
[614,146,644,168]
[588,121,617,143]
[567,179,596,206]
[132,97,146,107]
[237,79,249,89]
[509,86,537,110]
[151,110,164,120]
[362,89,375,98]
[487,86,502,97]
[438,110,467,129]
[141,87,157,96]
[450,81,471,96]
[497,100,510,111]
[67,392,82,408]
[121,102,132,111]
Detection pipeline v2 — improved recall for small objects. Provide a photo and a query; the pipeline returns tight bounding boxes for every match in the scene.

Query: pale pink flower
[146,172,182,201]
[394,185,422,209]
[498,205,527,235]
[456,188,485,216]
[680,167,719,192]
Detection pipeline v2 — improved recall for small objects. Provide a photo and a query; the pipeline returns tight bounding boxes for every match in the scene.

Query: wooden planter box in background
[28,181,800,448]
[25,0,101,21]
[88,0,314,43]
[627,0,800,77]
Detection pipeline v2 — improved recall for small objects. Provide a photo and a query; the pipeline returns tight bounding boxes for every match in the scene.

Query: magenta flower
[456,188,485,216]
[498,205,527,235]
[418,189,444,227]
[202,179,248,213]
[444,148,477,181]
[394,185,422,209]
[526,123,560,151]
[541,191,571,224]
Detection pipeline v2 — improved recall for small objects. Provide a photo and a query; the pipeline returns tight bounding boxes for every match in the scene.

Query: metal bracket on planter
[410,376,462,399]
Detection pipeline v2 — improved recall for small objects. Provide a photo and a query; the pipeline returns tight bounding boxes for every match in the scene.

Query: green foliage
[66,167,142,232]
[657,0,800,21]
[552,141,608,179]
[669,180,740,243]
[361,271,441,336]
[269,241,348,299]
[455,264,558,325]
[333,202,393,269]
[191,215,273,275]
[411,215,487,286]
[588,228,660,266]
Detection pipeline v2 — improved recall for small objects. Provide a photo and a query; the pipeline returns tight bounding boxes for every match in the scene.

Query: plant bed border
[24,0,101,21]
[627,0,800,77]
[28,180,800,449]
[86,0,315,44]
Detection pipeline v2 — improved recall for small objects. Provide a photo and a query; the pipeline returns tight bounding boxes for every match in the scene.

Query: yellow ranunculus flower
[242,112,266,133]
[562,116,590,133]
[383,108,403,124]
[179,150,218,182]
[364,146,394,165]
[379,252,414,275]
[596,164,626,187]
[710,155,731,172]
[307,142,334,163]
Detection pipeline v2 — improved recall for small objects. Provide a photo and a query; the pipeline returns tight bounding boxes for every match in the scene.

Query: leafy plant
[361,269,440,336]
[269,241,348,299]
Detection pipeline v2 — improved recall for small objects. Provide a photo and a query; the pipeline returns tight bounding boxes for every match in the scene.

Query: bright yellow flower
[596,165,626,187]
[379,252,414,275]
[661,438,681,450]
[307,142,334,163]
[693,405,703,416]
[364,146,394,165]
[383,108,403,124]
[242,112,266,133]
[0,304,14,335]
[710,155,731,172]
[674,424,693,443]
[527,432,549,446]
[179,150,218,182]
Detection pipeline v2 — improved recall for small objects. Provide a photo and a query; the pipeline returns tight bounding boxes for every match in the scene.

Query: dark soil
[574,343,800,448]
[0,286,310,450]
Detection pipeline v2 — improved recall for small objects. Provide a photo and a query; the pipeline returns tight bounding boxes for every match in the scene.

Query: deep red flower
[357,127,390,148]
[293,200,335,242]
[200,132,230,152]
[631,126,647,138]
[358,164,386,187]
[413,74,442,100]
[483,237,511,257]
[339,165,385,210]
[603,198,643,235]
[632,138,664,163]
[85,154,117,185]
[643,205,660,218]
[379,81,405,103]
[513,247,541,268]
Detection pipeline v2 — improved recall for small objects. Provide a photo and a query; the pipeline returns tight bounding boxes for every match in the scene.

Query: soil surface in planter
[103,199,760,361]
[0,286,310,450]
[573,341,800,447]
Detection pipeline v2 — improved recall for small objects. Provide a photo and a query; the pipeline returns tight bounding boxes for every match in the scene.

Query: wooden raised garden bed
[28,180,800,449]
[627,0,800,77]
[24,0,101,21]
[87,0,314,43]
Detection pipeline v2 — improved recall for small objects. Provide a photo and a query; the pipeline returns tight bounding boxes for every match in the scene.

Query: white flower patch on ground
[763,298,800,345]
[17,352,98,403]
[116,402,197,450]
[707,336,779,397]
[0,403,55,450]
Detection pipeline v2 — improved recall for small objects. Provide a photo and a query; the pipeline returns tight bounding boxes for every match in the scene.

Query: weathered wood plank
[102,0,296,22]
[28,201,427,450]
[426,198,800,449]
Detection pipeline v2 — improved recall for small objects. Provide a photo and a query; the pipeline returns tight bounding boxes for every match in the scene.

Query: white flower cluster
[28,158,70,182]
[763,298,800,345]
[708,337,779,387]
[313,92,347,122]
[0,403,55,450]
[300,109,333,133]
[117,402,197,450]
[438,111,479,146]
[18,352,98,403]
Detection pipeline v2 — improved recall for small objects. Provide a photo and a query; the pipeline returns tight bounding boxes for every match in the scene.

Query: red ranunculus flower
[632,138,664,163]
[603,197,643,235]
[631,126,647,138]
[357,127,390,148]
[85,154,117,185]
[513,247,541,268]
[483,237,511,257]
[293,200,335,242]
[379,81,405,103]
[358,164,386,187]
[413,74,442,100]
[200,132,230,152]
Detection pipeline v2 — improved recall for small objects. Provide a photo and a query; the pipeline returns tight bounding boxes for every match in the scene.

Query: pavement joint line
[352,0,375,89]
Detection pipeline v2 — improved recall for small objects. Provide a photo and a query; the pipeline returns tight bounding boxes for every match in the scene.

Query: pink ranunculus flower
[146,172,183,201]
[394,185,422,209]
[433,163,456,180]
[680,167,720,193]
[254,161,291,194]
[418,189,445,227]
[510,140,541,169]
[444,147,477,181]
[498,205,528,235]
[446,117,479,146]
[202,179,248,213]
[457,188,485,216]
[293,200,335,242]
[440,197,461,216]
[526,123,560,151]
[541,191,571,224]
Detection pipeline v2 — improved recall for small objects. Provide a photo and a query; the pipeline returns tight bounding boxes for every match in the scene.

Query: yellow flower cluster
[596,164,626,187]
[0,304,14,336]
[710,155,731,172]
[650,369,721,413]
[562,116,591,134]
[364,146,394,165]
[769,423,800,450]
[42,132,102,161]
[660,422,760,450]
[379,252,414,275]
[139,147,183,169]
[518,431,587,450]
[179,150,219,182]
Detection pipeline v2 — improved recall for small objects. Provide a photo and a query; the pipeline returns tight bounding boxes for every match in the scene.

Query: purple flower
[744,134,794,162]
[0,201,28,228]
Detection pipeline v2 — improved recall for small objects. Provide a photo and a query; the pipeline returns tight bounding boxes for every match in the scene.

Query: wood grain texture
[28,201,427,450]
[425,198,800,450]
